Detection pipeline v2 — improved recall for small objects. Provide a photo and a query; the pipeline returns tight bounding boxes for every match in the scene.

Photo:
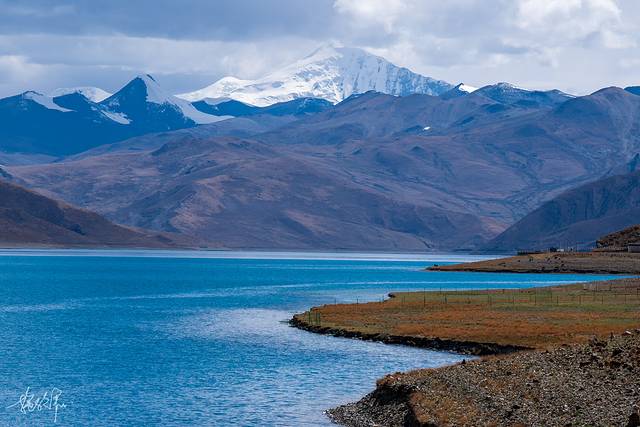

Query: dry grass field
[294,278,640,349]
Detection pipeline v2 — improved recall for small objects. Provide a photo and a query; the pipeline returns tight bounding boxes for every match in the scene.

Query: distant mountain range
[0,75,229,156]
[0,179,180,248]
[6,83,639,251]
[0,46,456,157]
[178,45,453,106]
[1,45,639,251]
[0,75,337,156]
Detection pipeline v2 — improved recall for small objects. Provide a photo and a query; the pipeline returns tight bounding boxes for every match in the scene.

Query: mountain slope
[191,97,333,117]
[178,45,453,106]
[0,179,177,247]
[597,224,640,250]
[8,136,488,251]
[484,171,640,251]
[625,86,640,96]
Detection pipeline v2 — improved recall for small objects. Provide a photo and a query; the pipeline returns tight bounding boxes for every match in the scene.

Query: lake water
[0,250,619,426]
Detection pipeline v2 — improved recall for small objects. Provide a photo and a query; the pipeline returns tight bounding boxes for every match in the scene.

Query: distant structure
[628,243,640,253]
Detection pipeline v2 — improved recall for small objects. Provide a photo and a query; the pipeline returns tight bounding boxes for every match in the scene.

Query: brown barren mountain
[485,170,640,251]
[0,179,179,248]
[597,224,640,250]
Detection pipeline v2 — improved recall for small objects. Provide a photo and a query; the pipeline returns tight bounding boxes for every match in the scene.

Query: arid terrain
[429,251,640,274]
[329,332,640,426]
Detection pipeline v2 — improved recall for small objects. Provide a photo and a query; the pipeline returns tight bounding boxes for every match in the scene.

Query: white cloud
[333,0,408,33]
[331,0,640,94]
[0,34,317,96]
[0,0,638,97]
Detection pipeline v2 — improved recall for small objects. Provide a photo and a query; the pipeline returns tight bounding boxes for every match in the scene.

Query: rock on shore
[329,332,640,426]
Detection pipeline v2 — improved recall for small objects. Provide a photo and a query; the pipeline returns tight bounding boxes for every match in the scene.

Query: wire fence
[303,283,640,326]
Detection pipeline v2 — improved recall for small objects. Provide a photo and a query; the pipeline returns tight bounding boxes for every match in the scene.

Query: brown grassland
[293,278,640,349]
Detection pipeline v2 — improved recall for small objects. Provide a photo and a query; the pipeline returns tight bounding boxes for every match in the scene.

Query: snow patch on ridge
[458,84,477,93]
[23,91,71,112]
[50,87,112,102]
[101,110,131,124]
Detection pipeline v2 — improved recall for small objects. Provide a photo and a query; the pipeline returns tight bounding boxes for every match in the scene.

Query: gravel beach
[329,331,640,426]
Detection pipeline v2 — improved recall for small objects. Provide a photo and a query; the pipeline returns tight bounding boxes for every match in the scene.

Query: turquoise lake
[0,250,620,426]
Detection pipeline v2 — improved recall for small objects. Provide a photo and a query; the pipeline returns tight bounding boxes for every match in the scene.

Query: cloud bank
[0,0,638,97]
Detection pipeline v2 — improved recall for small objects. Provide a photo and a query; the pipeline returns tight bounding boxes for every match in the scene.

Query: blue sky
[0,0,638,97]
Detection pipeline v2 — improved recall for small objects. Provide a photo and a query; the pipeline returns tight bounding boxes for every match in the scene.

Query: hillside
[0,180,178,248]
[597,224,640,250]
[484,171,640,251]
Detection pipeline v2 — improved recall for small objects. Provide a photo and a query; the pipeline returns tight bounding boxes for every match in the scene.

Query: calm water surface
[0,250,619,426]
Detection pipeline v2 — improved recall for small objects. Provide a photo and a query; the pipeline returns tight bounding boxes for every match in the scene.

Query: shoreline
[326,331,640,426]
[289,315,529,356]
[291,278,640,351]
[291,276,640,426]
[428,251,640,275]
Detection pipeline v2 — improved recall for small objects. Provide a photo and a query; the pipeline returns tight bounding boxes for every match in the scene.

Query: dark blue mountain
[52,92,100,114]
[626,86,640,96]
[473,83,572,108]
[0,76,226,156]
[192,99,259,116]
[260,97,333,115]
[0,91,129,155]
[192,97,333,117]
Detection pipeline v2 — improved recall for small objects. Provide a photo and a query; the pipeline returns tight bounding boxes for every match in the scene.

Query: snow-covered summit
[103,74,228,125]
[178,45,453,106]
[457,83,478,93]
[49,87,112,102]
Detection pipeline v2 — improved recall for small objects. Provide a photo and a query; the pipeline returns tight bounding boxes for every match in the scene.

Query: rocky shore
[328,332,640,426]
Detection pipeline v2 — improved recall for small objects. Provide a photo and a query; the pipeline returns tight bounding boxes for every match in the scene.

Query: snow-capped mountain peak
[178,45,453,106]
[102,74,228,125]
[135,74,170,104]
[49,87,112,102]
[457,83,478,93]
